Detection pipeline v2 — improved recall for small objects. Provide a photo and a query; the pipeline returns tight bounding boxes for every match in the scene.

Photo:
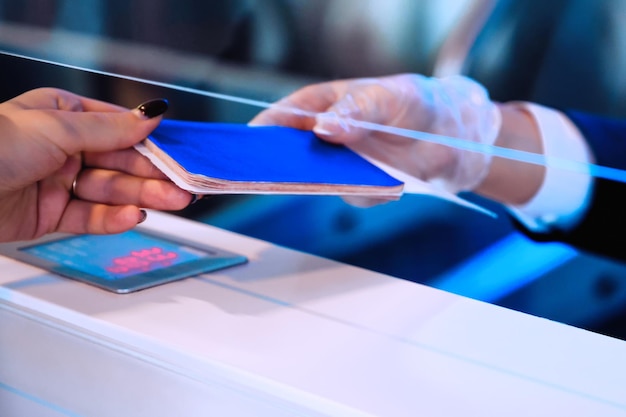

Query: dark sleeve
[516,110,626,261]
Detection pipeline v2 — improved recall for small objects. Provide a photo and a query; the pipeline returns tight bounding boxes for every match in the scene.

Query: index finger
[250,81,346,128]
[24,107,162,156]
[5,87,128,113]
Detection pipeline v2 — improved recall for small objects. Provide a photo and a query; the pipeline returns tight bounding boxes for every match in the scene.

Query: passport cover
[138,119,404,197]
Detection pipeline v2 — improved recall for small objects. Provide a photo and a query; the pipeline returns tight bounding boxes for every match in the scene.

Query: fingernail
[314,112,347,136]
[189,194,203,205]
[138,209,147,224]
[134,98,169,119]
[313,125,334,136]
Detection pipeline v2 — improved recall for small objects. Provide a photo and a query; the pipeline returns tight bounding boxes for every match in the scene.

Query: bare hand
[0,88,193,241]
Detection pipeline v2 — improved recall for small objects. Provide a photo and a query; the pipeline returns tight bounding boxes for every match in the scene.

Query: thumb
[313,93,371,144]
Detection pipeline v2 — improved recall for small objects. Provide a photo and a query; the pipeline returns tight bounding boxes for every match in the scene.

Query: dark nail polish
[189,194,202,205]
[138,209,147,224]
[136,98,168,118]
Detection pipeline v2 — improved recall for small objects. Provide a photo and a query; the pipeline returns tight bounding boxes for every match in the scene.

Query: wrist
[473,103,546,204]
[501,103,594,232]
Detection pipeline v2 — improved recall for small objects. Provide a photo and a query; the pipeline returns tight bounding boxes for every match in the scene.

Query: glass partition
[1,0,626,343]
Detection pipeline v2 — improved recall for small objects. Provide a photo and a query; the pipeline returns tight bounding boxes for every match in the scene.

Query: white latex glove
[250,74,501,195]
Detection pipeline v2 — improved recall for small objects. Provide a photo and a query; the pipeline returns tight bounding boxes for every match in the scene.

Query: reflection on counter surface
[1,0,626,341]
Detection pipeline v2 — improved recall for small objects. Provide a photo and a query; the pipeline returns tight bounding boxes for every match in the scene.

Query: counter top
[1,211,625,416]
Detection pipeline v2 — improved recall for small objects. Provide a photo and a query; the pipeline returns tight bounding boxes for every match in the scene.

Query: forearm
[475,102,594,234]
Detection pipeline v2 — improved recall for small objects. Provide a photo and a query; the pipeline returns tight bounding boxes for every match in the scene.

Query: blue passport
[139,119,404,197]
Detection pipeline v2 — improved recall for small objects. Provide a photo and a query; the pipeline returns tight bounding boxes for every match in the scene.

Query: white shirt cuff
[506,102,594,233]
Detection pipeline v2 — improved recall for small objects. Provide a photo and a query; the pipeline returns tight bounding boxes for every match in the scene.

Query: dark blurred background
[2,0,626,340]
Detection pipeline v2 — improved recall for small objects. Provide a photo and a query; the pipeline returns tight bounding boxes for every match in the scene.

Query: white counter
[1,211,625,416]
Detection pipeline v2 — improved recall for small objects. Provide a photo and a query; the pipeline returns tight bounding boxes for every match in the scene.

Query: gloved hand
[250,74,501,195]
